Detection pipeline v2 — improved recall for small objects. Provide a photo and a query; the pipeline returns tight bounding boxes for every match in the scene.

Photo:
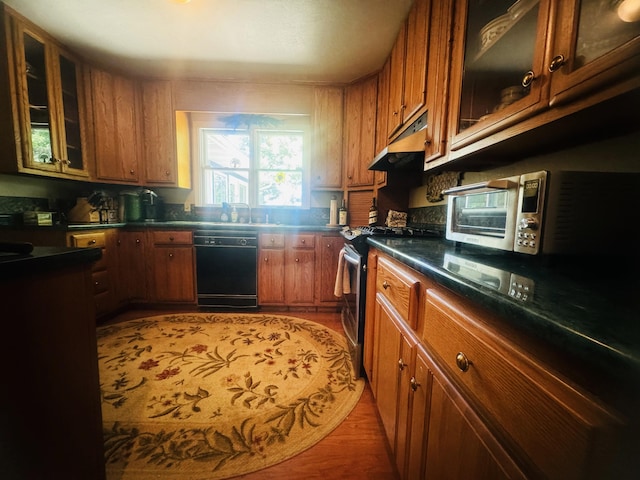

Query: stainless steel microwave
[444,170,638,255]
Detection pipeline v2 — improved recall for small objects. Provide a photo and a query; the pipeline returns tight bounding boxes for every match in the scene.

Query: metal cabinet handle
[136,239,140,244]
[169,236,174,241]
[398,358,407,371]
[301,239,305,244]
[549,54,565,72]
[382,280,390,289]
[410,376,420,392]
[89,239,97,245]
[522,70,536,88]
[169,253,174,258]
[295,258,300,262]
[455,352,471,372]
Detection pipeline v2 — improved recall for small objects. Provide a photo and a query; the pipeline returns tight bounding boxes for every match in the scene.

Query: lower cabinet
[148,230,195,303]
[258,231,341,308]
[67,229,118,317]
[116,230,147,304]
[368,249,630,480]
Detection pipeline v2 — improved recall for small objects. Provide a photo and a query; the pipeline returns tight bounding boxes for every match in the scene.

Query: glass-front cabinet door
[448,0,552,150]
[549,0,640,106]
[12,19,87,177]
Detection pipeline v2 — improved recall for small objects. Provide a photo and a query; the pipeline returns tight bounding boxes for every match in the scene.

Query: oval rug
[97,313,364,479]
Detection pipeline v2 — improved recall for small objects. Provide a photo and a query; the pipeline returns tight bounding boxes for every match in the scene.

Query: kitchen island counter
[0,244,101,280]
[368,236,640,406]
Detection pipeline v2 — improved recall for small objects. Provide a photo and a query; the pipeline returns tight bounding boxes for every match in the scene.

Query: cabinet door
[117,230,147,303]
[424,366,521,479]
[311,86,343,189]
[10,19,88,178]
[315,234,342,304]
[405,347,432,480]
[90,68,140,183]
[151,246,195,302]
[549,0,640,107]
[387,22,407,138]
[285,248,315,304]
[142,80,179,185]
[402,0,430,124]
[258,247,285,304]
[448,0,552,151]
[344,77,376,188]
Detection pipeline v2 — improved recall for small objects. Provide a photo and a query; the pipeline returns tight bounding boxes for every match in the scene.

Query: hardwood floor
[102,308,400,480]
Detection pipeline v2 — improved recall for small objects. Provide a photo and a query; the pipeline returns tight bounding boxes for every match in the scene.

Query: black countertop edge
[0,246,102,280]
[3,222,341,232]
[367,236,640,387]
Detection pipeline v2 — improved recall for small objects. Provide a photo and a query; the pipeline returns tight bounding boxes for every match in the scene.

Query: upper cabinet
[88,67,141,184]
[344,75,377,188]
[141,80,190,188]
[445,0,640,161]
[387,0,431,140]
[311,86,343,189]
[0,7,89,179]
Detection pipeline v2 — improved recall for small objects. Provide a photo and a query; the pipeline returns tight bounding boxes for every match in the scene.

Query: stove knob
[239,238,248,246]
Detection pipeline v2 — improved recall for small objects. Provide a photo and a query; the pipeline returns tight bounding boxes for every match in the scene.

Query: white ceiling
[3,0,413,84]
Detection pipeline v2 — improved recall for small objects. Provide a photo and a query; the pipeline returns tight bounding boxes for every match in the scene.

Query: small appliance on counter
[140,189,162,222]
[119,191,142,222]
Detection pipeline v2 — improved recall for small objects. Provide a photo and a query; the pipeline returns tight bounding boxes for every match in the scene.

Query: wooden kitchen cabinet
[0,6,89,179]
[258,231,339,308]
[343,75,377,188]
[116,230,148,304]
[311,86,343,189]
[149,230,195,303]
[258,232,286,305]
[387,0,431,140]
[315,232,342,306]
[443,0,640,164]
[284,233,316,305]
[88,67,141,183]
[367,248,630,479]
[141,80,191,188]
[68,229,119,318]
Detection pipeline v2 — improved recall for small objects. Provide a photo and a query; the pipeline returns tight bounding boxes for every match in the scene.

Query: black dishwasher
[194,230,258,308]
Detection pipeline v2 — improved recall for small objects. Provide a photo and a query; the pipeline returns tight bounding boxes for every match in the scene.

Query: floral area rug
[97,313,364,479]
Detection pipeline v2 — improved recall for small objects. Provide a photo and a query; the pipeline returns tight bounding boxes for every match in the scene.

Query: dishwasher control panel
[194,230,258,247]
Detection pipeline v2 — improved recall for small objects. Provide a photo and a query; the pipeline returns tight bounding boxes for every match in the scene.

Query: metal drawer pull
[522,70,536,87]
[398,358,407,371]
[382,280,390,289]
[455,352,471,372]
[410,377,420,391]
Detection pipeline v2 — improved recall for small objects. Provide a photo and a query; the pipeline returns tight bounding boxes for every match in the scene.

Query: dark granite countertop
[25,221,341,232]
[0,245,102,280]
[368,237,640,388]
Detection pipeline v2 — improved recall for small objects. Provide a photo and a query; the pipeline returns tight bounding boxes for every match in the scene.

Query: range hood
[368,112,427,171]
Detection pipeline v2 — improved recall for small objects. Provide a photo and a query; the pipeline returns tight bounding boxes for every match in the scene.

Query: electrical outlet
[184,203,191,213]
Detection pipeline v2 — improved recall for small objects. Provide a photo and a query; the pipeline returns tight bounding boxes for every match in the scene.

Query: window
[196,113,309,207]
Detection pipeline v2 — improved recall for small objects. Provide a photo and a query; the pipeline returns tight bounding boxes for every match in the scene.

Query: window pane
[258,132,303,170]
[203,130,250,168]
[205,169,249,204]
[259,171,302,206]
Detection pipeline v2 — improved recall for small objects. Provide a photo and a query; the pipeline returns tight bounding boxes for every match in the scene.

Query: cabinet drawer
[152,230,192,245]
[260,233,285,248]
[286,233,315,249]
[92,270,110,294]
[376,255,420,329]
[69,232,106,248]
[91,247,108,272]
[423,288,622,479]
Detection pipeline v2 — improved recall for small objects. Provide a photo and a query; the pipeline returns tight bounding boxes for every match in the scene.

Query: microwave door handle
[443,179,518,195]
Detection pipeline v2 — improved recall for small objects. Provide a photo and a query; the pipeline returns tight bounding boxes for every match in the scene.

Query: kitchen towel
[334,247,351,297]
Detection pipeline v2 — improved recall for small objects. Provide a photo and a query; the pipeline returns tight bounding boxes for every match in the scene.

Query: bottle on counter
[368,197,378,226]
[338,199,348,226]
[231,206,238,223]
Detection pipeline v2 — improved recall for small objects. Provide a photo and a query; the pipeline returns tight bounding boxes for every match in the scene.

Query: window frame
[191,112,311,209]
